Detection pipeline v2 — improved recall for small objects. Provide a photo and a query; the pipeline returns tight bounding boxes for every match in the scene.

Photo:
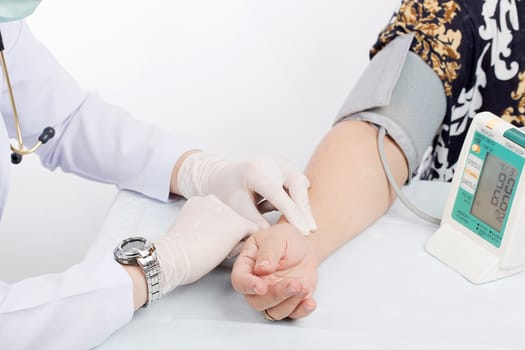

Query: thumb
[253,232,288,275]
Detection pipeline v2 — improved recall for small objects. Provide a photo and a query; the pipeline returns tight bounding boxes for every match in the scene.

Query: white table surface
[87,181,525,350]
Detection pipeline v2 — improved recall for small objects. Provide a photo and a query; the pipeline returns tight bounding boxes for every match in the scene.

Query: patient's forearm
[304,120,409,261]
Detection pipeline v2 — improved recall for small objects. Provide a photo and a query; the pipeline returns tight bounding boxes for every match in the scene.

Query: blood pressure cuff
[334,34,446,183]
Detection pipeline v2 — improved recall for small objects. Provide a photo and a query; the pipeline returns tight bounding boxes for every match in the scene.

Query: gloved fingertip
[249,222,261,234]
[300,206,317,232]
[258,219,270,229]
[243,215,267,233]
[294,220,311,236]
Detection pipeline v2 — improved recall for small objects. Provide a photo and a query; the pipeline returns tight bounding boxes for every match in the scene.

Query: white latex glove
[154,195,259,295]
[177,152,317,234]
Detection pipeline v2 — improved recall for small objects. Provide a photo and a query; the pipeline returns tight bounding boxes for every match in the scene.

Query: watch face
[114,237,152,264]
[123,239,146,256]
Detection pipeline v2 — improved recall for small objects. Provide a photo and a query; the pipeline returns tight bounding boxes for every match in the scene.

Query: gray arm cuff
[334,34,446,182]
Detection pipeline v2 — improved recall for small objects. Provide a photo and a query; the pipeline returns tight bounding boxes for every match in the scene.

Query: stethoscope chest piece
[0,29,55,164]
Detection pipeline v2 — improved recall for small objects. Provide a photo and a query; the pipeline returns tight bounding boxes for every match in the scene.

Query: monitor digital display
[471,153,517,232]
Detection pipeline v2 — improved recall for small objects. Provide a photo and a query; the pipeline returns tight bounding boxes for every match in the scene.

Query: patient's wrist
[305,229,330,264]
[277,216,322,263]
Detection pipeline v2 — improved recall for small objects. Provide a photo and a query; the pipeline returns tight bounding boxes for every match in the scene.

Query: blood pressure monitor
[426,112,525,283]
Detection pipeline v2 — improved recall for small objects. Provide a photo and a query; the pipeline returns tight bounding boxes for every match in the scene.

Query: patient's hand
[231,223,318,320]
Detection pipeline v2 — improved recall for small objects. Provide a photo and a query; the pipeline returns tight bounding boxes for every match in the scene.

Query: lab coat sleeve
[0,254,134,350]
[0,20,192,202]
[39,93,187,202]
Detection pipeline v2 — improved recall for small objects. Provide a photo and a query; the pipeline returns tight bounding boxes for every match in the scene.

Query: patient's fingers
[263,288,313,321]
[244,279,305,311]
[287,298,317,320]
[231,239,268,295]
[252,234,288,275]
[253,225,307,275]
[232,224,312,301]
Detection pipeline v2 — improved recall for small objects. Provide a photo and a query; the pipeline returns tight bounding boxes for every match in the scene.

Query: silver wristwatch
[113,237,161,307]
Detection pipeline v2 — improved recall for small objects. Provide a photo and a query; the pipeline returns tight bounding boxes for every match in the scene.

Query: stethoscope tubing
[0,28,54,164]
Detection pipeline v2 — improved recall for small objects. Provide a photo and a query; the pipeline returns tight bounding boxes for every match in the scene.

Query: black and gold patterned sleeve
[371,0,474,100]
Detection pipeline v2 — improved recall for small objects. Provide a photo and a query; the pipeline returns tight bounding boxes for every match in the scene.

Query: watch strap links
[138,253,161,307]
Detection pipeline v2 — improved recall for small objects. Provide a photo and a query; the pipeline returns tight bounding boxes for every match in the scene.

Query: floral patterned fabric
[372,0,525,181]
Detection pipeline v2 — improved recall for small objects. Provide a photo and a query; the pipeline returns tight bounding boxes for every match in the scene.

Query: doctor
[0,1,316,349]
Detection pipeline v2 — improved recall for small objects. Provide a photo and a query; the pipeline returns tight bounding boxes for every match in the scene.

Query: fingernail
[304,303,315,311]
[286,286,298,295]
[259,219,270,229]
[256,260,270,269]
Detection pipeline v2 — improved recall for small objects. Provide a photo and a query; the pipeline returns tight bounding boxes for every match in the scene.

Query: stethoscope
[0,29,55,164]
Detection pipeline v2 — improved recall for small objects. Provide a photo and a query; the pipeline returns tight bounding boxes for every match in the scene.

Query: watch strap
[137,251,161,307]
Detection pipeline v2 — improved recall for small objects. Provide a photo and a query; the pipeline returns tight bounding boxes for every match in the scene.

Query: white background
[0,0,398,282]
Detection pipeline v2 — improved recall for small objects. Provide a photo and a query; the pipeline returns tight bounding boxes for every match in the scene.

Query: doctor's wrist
[170,150,202,196]
[123,265,148,310]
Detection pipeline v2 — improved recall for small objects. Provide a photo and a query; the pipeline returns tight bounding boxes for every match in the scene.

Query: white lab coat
[0,20,187,349]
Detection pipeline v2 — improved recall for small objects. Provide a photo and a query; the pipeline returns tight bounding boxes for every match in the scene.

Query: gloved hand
[154,195,259,295]
[176,152,317,234]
